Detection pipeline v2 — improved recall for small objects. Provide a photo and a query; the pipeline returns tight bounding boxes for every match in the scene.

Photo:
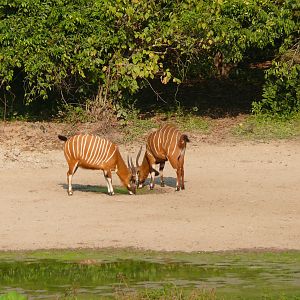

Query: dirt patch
[0,120,125,152]
[0,121,300,252]
[0,115,247,153]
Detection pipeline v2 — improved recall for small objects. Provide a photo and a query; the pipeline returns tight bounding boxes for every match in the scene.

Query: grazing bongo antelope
[58,134,136,196]
[135,124,189,191]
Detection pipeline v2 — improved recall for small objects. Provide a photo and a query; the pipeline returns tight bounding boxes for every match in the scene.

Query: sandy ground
[1,136,300,252]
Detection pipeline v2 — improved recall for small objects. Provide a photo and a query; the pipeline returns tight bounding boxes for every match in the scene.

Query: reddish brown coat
[59,134,136,195]
[136,124,189,191]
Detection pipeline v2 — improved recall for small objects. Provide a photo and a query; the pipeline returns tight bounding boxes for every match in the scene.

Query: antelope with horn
[135,124,189,191]
[58,134,136,196]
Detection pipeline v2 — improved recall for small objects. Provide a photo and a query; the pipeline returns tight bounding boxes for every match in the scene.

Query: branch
[144,78,167,103]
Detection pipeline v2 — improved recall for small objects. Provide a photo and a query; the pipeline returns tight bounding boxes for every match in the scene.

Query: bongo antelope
[135,124,189,191]
[58,134,136,196]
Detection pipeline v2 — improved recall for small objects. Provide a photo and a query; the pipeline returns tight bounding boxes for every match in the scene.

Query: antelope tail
[178,134,190,148]
[58,135,68,142]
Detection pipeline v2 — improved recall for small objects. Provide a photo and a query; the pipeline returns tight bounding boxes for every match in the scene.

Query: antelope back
[147,124,183,160]
[64,134,117,168]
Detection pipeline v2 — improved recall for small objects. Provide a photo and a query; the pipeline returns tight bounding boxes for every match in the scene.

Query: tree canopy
[0,0,299,118]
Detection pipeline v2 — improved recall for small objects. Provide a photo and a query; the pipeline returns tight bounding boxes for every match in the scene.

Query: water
[0,250,300,299]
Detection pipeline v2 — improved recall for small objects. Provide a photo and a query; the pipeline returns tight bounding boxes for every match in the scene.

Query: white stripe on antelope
[135,124,189,191]
[58,134,136,196]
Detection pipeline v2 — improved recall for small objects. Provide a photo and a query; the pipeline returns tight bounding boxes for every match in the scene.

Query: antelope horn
[136,145,142,167]
[130,157,134,171]
[127,155,135,173]
[127,155,131,169]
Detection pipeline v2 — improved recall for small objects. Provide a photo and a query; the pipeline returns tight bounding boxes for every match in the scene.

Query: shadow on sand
[59,181,173,196]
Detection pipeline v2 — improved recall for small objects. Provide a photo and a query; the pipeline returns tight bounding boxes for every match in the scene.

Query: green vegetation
[252,45,300,118]
[116,287,219,300]
[166,110,211,133]
[0,289,220,300]
[69,183,164,195]
[234,114,300,140]
[0,250,300,299]
[121,108,211,143]
[0,0,299,121]
[71,184,129,195]
[0,292,26,300]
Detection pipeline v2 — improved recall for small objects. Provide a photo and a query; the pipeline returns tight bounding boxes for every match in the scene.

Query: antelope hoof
[68,191,73,196]
[175,186,180,191]
[138,184,143,189]
[150,183,154,190]
[181,186,185,190]
[160,182,165,187]
[108,192,114,196]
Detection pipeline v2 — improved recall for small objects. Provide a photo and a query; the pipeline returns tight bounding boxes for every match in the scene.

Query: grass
[68,183,165,196]
[233,114,300,140]
[122,107,300,144]
[122,116,156,143]
[7,103,300,145]
[0,250,300,299]
[0,289,219,300]
[116,286,218,300]
[0,292,27,300]
[122,110,211,144]
[1,289,300,300]
[0,248,299,263]
[173,114,211,133]
[70,184,129,195]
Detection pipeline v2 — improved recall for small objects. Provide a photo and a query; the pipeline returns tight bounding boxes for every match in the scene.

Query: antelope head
[134,145,149,188]
[127,155,137,194]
